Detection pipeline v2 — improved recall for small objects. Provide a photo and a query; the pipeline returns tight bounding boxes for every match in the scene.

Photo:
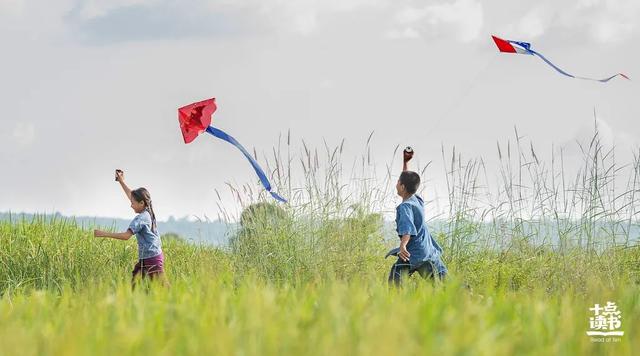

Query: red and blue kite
[178,98,287,203]
[492,35,629,83]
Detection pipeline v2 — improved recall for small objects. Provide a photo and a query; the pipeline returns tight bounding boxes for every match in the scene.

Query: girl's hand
[115,169,124,182]
[94,229,102,238]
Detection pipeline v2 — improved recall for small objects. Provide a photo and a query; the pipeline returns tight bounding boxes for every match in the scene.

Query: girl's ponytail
[147,199,158,234]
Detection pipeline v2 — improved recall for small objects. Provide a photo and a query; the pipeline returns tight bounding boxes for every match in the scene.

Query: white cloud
[578,0,601,7]
[0,0,25,17]
[12,122,36,147]
[565,0,640,43]
[74,0,161,21]
[55,0,388,41]
[495,1,640,44]
[385,27,421,39]
[592,19,635,43]
[2,0,639,43]
[389,0,484,42]
[275,2,319,35]
[0,0,75,39]
[253,0,384,35]
[516,6,551,39]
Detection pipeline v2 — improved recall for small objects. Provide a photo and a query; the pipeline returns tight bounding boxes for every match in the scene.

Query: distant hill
[0,212,234,246]
[2,212,636,249]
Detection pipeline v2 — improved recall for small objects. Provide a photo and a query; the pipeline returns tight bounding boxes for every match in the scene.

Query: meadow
[0,127,638,355]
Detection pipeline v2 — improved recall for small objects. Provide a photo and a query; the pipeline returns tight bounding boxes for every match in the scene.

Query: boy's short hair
[399,171,420,194]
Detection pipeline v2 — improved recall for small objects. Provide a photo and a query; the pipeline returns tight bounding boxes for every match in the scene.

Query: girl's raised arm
[115,169,132,201]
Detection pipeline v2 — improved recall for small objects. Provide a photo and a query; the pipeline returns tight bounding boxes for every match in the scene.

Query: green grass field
[1,130,639,355]
[0,214,638,356]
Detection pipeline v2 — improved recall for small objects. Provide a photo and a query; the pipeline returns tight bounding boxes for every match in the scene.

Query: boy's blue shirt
[128,210,162,259]
[396,194,446,272]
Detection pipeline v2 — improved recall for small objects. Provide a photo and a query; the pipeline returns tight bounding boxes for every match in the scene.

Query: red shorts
[132,252,164,280]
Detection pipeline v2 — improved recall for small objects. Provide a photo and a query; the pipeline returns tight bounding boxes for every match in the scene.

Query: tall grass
[438,123,640,254]
[0,215,227,293]
[217,122,639,289]
[0,122,639,355]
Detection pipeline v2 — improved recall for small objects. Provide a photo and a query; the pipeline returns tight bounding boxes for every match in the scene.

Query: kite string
[424,53,499,140]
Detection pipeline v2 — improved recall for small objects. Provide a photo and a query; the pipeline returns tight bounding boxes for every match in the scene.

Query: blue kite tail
[528,48,629,82]
[527,49,575,78]
[206,126,287,203]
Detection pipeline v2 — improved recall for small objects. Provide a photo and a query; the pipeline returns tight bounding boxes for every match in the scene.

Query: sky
[1,0,639,221]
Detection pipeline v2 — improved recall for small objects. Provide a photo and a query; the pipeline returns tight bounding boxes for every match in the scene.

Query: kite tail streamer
[206,126,287,203]
[527,48,629,82]
[526,49,575,79]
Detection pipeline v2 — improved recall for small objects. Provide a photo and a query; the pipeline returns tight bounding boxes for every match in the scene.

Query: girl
[94,170,165,287]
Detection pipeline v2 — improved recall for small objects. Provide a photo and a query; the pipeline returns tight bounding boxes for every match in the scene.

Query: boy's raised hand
[403,147,414,162]
[402,147,413,172]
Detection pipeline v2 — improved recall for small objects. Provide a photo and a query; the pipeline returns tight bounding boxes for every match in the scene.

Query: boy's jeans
[388,257,447,286]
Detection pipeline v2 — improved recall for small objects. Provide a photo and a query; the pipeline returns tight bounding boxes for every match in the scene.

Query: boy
[388,148,447,285]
